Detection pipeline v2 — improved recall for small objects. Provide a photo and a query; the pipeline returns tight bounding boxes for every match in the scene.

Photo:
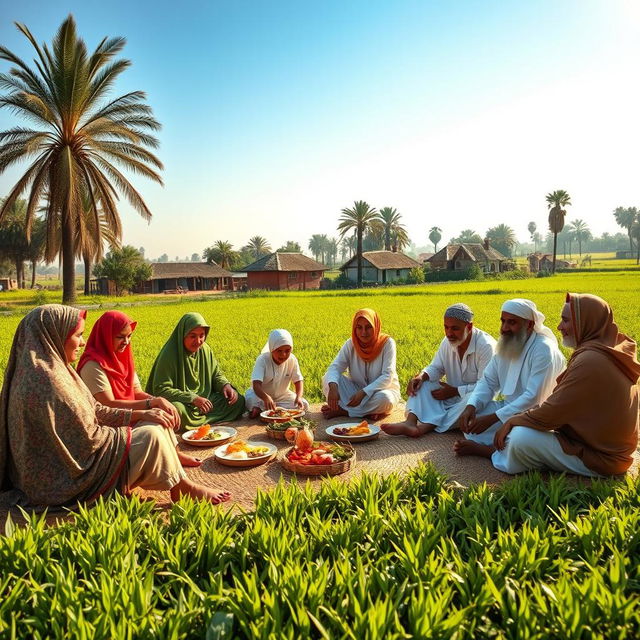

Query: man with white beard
[382,303,496,437]
[453,298,565,456]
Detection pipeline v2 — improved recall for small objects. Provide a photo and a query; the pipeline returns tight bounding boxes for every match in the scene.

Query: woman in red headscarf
[321,309,400,421]
[77,311,202,468]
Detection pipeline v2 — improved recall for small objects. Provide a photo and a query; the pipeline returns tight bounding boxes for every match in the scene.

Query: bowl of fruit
[281,428,355,476]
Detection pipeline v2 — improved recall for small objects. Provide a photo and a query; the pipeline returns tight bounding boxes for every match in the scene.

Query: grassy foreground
[2,465,640,638]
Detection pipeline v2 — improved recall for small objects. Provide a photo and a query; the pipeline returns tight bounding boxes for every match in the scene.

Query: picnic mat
[135,403,640,510]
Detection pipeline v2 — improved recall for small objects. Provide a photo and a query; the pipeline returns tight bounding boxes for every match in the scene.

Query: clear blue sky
[1,0,639,259]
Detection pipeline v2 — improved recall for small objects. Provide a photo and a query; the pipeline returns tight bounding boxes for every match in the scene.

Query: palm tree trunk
[84,255,91,296]
[31,259,37,288]
[357,228,363,288]
[61,214,77,305]
[385,229,391,251]
[14,259,22,288]
[552,232,558,274]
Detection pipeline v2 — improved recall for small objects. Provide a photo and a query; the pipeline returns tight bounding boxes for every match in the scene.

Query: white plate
[214,441,278,467]
[326,423,381,442]
[260,408,306,423]
[181,426,237,447]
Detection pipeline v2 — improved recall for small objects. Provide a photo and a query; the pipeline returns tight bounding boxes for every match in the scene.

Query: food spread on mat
[286,442,353,466]
[188,425,227,441]
[267,417,315,432]
[332,420,371,436]
[221,440,271,460]
[264,407,303,419]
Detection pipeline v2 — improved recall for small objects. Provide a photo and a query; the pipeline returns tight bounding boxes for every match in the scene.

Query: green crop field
[1,271,640,638]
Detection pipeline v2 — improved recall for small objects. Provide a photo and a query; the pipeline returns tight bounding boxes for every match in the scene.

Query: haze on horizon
[1,0,639,260]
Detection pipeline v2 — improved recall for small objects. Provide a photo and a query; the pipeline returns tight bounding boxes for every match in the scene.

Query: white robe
[406,328,496,430]
[464,332,566,445]
[322,338,401,417]
[244,352,309,411]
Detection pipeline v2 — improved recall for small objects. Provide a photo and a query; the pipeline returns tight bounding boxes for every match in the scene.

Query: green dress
[146,312,245,429]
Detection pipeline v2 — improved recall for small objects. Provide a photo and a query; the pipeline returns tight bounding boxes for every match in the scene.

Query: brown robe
[0,305,131,508]
[512,293,640,476]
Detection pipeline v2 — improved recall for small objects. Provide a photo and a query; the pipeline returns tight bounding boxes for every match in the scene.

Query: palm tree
[429,226,442,252]
[0,16,163,303]
[546,190,571,274]
[527,221,537,251]
[203,240,236,269]
[308,234,325,262]
[532,231,542,252]
[326,237,339,267]
[486,224,517,257]
[569,219,591,257]
[0,198,29,287]
[337,200,378,287]
[631,216,640,265]
[452,229,482,243]
[613,206,638,252]
[377,207,408,251]
[246,235,271,259]
[277,240,301,252]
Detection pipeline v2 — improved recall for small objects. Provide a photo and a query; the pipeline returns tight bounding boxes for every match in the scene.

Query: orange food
[226,440,248,454]
[192,424,212,440]
[357,420,369,429]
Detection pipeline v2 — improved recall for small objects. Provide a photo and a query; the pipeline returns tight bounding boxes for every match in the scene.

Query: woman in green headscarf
[146,312,245,429]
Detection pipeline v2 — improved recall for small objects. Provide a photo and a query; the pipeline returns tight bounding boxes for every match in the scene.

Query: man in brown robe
[468,293,640,476]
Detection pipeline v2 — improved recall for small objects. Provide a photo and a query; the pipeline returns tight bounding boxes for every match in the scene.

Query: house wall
[248,271,324,291]
[0,277,17,291]
[344,265,378,282]
[428,258,448,270]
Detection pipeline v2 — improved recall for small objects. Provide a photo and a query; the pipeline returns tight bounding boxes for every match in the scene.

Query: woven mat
[134,403,640,510]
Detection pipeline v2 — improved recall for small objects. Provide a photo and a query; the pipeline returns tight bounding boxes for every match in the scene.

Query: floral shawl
[0,305,131,507]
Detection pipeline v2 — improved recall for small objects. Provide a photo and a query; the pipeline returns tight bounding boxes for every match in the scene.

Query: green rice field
[1,270,640,638]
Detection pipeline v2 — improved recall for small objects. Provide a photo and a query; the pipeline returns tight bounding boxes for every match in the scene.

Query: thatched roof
[428,243,507,263]
[148,262,232,279]
[243,252,327,272]
[341,251,421,270]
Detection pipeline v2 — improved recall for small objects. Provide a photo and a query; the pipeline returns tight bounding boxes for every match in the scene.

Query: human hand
[458,405,476,433]
[431,381,459,401]
[150,396,181,430]
[494,418,515,450]
[192,396,213,414]
[223,384,238,405]
[406,375,423,396]
[143,407,175,430]
[327,383,340,411]
[466,414,495,435]
[346,389,366,407]
[264,394,276,411]
[295,396,304,409]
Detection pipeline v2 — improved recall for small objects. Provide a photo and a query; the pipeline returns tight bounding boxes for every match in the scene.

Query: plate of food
[326,421,380,442]
[264,417,316,440]
[182,425,237,447]
[214,440,277,467]
[281,441,355,476]
[260,407,306,423]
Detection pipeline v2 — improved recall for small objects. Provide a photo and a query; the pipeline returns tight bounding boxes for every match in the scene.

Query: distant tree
[93,246,152,296]
[191,253,200,262]
[631,217,640,264]
[568,219,591,256]
[139,247,145,258]
[362,225,384,252]
[486,224,517,257]
[451,229,482,244]
[613,206,638,251]
[0,16,163,304]
[376,207,409,251]
[337,200,378,287]
[557,225,575,258]
[158,253,169,263]
[429,226,442,252]
[341,234,356,261]
[327,237,339,267]
[546,190,571,273]
[0,198,29,287]
[246,236,271,259]
[308,235,324,262]
[277,241,301,252]
[532,231,542,252]
[203,241,236,269]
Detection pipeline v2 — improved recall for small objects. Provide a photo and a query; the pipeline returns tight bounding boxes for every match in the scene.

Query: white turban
[501,298,557,343]
[261,329,293,354]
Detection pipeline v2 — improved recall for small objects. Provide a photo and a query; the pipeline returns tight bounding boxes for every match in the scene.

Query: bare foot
[248,407,261,419]
[170,478,231,504]
[321,404,349,419]
[367,412,391,422]
[177,451,202,467]
[453,439,495,458]
[381,421,436,437]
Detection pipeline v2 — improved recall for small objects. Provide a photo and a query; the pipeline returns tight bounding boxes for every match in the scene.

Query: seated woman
[77,310,201,468]
[321,308,400,421]
[245,329,310,419]
[0,305,230,508]
[146,312,245,429]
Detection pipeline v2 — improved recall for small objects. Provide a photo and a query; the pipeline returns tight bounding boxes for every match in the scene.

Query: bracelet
[145,397,152,409]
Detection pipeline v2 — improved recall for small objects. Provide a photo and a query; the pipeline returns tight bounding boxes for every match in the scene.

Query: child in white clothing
[245,329,309,418]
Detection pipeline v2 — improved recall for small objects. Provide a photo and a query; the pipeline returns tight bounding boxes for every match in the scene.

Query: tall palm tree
[203,240,236,269]
[631,215,640,265]
[429,226,442,252]
[452,229,482,243]
[527,221,537,251]
[327,237,339,267]
[486,224,517,257]
[0,16,163,303]
[377,207,409,251]
[545,190,571,273]
[308,234,324,262]
[246,235,271,259]
[569,219,591,257]
[0,199,30,287]
[613,206,638,252]
[337,200,378,287]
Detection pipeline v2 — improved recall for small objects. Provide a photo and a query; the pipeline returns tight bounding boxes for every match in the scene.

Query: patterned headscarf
[444,303,473,323]
[77,311,138,400]
[351,308,389,362]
